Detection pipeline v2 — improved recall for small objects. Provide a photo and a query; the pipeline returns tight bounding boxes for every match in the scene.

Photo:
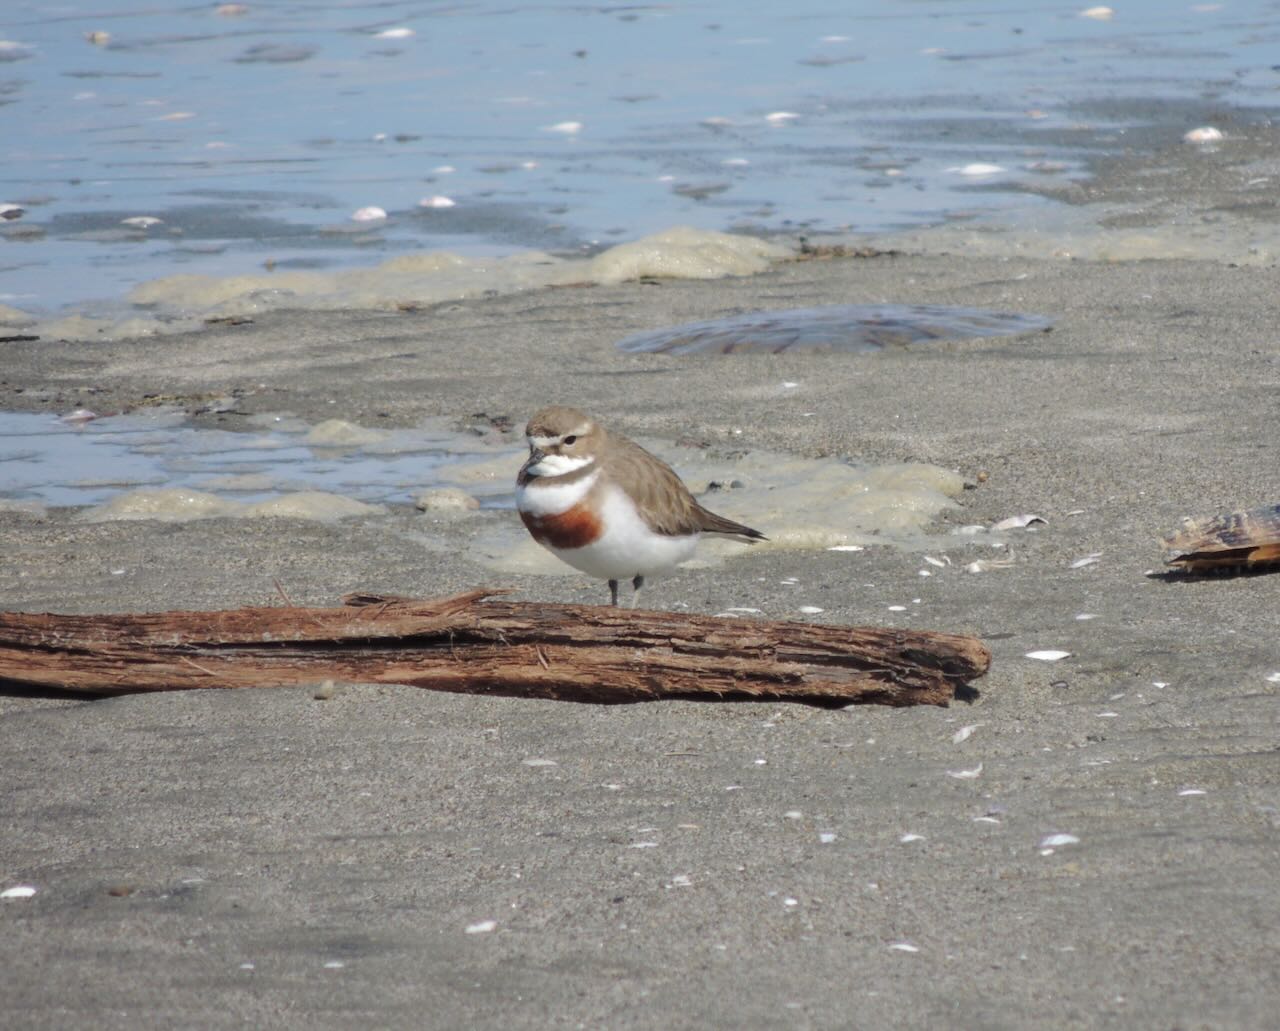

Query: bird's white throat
[517,468,599,516]
[525,452,595,478]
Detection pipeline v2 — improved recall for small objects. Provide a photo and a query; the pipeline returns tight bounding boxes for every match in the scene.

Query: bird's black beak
[528,446,546,464]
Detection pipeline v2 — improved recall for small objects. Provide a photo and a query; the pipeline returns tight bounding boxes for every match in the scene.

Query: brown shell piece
[1161,503,1280,573]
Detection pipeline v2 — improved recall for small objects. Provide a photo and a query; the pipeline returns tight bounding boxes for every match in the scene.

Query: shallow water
[4,0,1278,317]
[0,409,498,508]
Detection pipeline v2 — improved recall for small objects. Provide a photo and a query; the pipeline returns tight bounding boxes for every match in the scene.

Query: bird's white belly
[551,486,698,580]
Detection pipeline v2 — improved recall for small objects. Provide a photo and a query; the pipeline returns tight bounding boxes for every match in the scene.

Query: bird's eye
[563,435,577,445]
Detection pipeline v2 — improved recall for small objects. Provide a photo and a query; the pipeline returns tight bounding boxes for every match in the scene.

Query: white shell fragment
[1266,672,1280,683]
[121,216,163,228]
[889,942,919,953]
[923,554,948,567]
[946,763,983,780]
[465,920,497,934]
[1178,788,1206,797]
[521,758,557,767]
[1026,650,1071,662]
[419,195,456,208]
[1070,553,1102,569]
[544,121,583,135]
[764,111,800,124]
[375,27,415,39]
[951,724,979,744]
[351,206,387,222]
[1038,833,1080,848]
[899,833,925,843]
[948,163,1005,176]
[818,832,837,844]
[1184,126,1224,144]
[991,513,1045,531]
[965,558,1014,573]
[826,544,864,552]
[60,408,98,424]
[1080,6,1114,20]
[1,885,37,899]
[797,605,824,615]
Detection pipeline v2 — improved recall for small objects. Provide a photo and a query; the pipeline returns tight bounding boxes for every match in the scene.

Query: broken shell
[964,558,1015,573]
[1161,502,1280,574]
[946,763,983,779]
[60,408,98,424]
[351,206,387,222]
[419,195,456,208]
[948,163,1005,177]
[1025,649,1070,661]
[1183,126,1224,144]
[991,513,1046,531]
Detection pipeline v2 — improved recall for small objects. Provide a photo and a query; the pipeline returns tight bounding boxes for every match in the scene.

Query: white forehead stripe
[528,423,593,450]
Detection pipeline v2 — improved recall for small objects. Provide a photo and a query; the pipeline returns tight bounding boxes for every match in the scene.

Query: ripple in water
[615,304,1053,355]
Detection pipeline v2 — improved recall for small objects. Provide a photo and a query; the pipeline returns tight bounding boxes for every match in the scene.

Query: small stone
[415,487,480,513]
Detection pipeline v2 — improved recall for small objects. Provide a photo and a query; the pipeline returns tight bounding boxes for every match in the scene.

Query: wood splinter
[0,589,991,707]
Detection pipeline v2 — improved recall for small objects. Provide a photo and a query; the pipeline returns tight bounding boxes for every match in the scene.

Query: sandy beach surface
[3,135,1280,1028]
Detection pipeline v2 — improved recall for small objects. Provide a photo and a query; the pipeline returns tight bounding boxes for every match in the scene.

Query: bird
[515,405,766,607]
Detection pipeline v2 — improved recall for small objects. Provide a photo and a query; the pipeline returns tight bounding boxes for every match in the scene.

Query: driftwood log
[0,590,990,707]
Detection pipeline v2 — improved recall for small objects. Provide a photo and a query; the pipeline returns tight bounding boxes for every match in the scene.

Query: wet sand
[3,211,1280,1024]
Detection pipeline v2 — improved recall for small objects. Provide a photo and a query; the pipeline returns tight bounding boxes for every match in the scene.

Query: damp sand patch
[616,304,1052,355]
[28,228,792,342]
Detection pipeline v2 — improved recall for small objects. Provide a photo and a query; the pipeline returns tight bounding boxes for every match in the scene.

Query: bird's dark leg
[631,575,644,609]
[608,579,620,607]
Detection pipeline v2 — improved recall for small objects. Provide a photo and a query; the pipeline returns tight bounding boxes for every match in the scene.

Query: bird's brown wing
[608,435,766,542]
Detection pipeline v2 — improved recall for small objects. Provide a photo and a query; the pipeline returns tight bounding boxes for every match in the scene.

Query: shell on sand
[1161,502,1280,572]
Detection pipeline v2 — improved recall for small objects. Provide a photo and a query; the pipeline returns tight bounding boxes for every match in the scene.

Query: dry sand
[2,145,1279,1028]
